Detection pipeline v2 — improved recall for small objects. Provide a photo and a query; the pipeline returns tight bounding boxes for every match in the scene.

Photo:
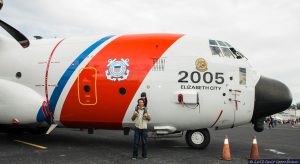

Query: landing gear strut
[185,128,210,149]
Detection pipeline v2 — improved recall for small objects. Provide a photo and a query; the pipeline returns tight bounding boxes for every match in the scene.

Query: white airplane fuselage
[0,34,258,130]
[0,0,293,150]
[0,33,292,149]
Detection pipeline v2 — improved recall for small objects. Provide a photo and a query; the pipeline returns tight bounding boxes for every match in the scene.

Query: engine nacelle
[0,79,43,125]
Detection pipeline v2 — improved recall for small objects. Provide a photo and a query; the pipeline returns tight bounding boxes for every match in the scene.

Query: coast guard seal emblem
[105,58,130,81]
[195,58,208,72]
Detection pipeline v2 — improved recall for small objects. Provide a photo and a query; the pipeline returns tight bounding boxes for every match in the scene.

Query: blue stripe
[37,35,114,122]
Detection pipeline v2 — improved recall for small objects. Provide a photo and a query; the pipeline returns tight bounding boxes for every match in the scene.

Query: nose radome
[251,76,293,121]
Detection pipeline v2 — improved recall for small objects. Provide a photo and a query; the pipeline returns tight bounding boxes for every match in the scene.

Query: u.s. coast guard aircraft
[0,1,292,149]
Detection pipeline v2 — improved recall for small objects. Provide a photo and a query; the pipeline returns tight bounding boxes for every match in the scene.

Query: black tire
[185,128,210,149]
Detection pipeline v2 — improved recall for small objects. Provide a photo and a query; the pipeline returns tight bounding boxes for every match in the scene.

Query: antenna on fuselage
[0,0,30,48]
[34,35,43,40]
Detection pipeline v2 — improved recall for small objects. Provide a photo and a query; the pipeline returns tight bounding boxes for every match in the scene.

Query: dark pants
[132,128,148,158]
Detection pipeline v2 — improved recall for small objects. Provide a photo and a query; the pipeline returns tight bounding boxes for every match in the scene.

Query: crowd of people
[265,116,298,129]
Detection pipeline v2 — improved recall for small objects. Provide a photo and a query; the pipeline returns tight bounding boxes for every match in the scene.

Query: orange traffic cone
[221,135,231,161]
[250,136,259,159]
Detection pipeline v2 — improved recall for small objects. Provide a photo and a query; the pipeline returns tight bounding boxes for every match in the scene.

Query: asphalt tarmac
[0,124,299,164]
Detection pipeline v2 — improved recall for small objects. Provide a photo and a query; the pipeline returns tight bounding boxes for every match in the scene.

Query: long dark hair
[140,92,148,107]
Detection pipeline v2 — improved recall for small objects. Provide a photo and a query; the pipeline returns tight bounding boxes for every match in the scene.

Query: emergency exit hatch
[77,67,97,105]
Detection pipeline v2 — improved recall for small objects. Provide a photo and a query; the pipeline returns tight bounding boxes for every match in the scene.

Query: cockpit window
[229,48,237,55]
[209,40,218,46]
[209,39,247,60]
[217,40,227,47]
[221,47,235,58]
[210,46,222,56]
[224,42,232,47]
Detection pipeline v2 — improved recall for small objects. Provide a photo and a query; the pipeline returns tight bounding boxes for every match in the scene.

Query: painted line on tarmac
[265,149,286,155]
[14,140,47,150]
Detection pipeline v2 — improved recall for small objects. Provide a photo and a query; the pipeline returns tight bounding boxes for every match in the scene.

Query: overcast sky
[1,0,299,104]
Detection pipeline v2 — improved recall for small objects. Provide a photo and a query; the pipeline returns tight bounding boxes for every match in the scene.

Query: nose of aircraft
[251,76,293,121]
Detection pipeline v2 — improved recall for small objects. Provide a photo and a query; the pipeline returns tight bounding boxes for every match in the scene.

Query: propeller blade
[0,19,30,48]
[0,0,3,10]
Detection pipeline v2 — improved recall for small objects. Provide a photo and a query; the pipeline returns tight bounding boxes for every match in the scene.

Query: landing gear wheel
[185,128,210,149]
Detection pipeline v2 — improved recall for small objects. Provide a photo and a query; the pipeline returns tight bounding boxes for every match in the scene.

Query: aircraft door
[77,67,98,105]
[219,82,235,129]
[230,68,254,126]
[223,70,242,128]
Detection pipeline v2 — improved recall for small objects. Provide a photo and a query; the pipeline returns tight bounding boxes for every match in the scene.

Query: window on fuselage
[209,40,218,46]
[209,39,248,59]
[210,46,222,56]
[224,42,232,47]
[237,51,248,60]
[217,40,227,47]
[239,68,246,85]
[221,47,235,58]
[229,47,241,59]
[229,48,237,55]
